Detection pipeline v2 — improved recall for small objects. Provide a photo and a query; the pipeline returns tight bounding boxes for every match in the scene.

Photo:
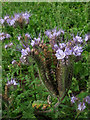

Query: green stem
[74,111,81,120]
[31,64,37,100]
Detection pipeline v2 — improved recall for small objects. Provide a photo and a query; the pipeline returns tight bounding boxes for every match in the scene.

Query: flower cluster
[21,47,31,56]
[0,32,11,41]
[17,33,31,64]
[0,12,31,27]
[17,29,89,65]
[20,47,30,64]
[71,95,90,111]
[45,29,89,61]
[7,78,19,86]
[45,28,64,39]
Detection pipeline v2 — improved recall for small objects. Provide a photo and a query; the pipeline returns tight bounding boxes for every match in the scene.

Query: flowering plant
[1,3,89,119]
[17,28,89,102]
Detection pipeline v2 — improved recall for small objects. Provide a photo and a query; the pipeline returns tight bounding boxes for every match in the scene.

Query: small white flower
[31,40,35,47]
[76,36,83,43]
[13,80,18,85]
[4,16,9,20]
[85,35,88,42]
[18,35,22,40]
[55,49,65,60]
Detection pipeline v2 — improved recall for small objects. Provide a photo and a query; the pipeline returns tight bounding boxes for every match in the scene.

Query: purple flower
[22,12,31,20]
[71,96,78,104]
[73,45,83,56]
[44,30,52,37]
[51,29,62,39]
[78,102,86,111]
[55,49,65,60]
[5,45,8,49]
[5,42,13,49]
[5,34,11,39]
[1,33,11,40]
[13,79,18,85]
[26,47,31,52]
[52,28,57,33]
[21,49,28,56]
[59,43,66,49]
[7,78,18,86]
[21,47,30,56]
[53,44,59,51]
[7,80,11,85]
[45,29,63,39]
[6,18,11,24]
[65,47,72,56]
[12,60,17,65]
[0,36,5,41]
[49,34,53,39]
[10,79,14,84]
[9,42,13,46]
[84,96,90,104]
[52,31,57,38]
[5,42,13,48]
[14,13,20,21]
[75,36,83,43]
[31,37,40,47]
[0,32,4,36]
[0,19,4,24]
[34,37,40,43]
[21,12,31,24]
[10,19,15,26]
[25,33,31,39]
[60,29,64,34]
[56,30,61,36]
